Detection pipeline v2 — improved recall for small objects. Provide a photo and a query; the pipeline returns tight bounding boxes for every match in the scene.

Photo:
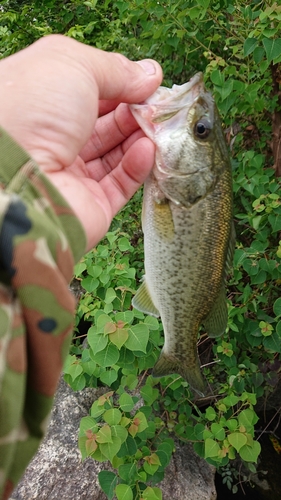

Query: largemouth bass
[130,73,234,397]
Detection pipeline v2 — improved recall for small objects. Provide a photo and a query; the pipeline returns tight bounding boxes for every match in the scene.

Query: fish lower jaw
[155,162,200,178]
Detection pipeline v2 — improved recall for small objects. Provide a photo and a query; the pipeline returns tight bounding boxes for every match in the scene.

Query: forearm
[0,128,86,499]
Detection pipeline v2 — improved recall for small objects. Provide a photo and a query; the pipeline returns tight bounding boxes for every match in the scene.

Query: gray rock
[10,378,216,500]
[159,441,216,500]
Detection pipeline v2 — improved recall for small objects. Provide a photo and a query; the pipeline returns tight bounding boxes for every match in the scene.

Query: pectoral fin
[153,200,175,242]
[203,286,228,338]
[132,280,160,317]
[153,351,206,397]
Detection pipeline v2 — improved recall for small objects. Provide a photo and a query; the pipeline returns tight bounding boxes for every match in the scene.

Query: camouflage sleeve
[0,128,87,500]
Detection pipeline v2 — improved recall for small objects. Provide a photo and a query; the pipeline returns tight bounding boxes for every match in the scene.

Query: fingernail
[136,59,156,75]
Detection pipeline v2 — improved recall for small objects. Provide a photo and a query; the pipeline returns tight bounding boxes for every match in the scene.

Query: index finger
[80,103,140,163]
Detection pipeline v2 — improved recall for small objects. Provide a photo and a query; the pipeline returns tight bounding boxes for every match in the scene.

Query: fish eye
[194,118,211,139]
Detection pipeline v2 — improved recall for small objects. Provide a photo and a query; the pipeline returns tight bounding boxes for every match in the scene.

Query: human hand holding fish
[0,35,163,251]
[130,73,235,397]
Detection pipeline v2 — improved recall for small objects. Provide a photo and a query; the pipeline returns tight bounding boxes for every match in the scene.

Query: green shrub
[2,0,281,497]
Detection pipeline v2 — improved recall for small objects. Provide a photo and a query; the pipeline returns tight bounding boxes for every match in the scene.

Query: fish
[130,73,235,397]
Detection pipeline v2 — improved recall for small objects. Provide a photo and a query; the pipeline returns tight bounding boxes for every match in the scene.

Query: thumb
[38,35,163,105]
[88,51,163,104]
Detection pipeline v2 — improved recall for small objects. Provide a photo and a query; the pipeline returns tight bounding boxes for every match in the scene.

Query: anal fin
[203,286,228,338]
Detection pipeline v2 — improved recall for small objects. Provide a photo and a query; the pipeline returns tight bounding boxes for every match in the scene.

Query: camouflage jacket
[0,128,87,500]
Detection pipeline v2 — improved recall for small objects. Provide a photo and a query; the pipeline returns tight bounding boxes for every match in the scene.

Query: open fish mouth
[130,72,206,124]
[130,72,214,158]
[139,72,205,107]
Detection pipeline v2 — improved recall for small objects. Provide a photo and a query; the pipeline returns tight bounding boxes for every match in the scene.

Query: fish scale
[130,73,234,396]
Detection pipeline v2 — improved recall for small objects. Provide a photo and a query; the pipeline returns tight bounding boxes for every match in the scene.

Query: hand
[0,35,162,250]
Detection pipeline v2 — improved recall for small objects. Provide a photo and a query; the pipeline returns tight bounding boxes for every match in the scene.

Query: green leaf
[118,237,133,252]
[142,486,162,500]
[100,435,122,462]
[88,327,108,353]
[118,463,138,482]
[140,385,159,405]
[88,264,102,278]
[211,423,226,441]
[119,393,135,412]
[253,46,265,63]
[251,372,264,389]
[98,471,118,500]
[111,425,128,444]
[115,484,133,500]
[187,6,201,20]
[222,394,239,407]
[263,332,281,353]
[90,446,106,462]
[79,416,98,436]
[194,423,205,440]
[244,38,258,56]
[125,323,149,352]
[205,406,217,421]
[144,421,156,440]
[109,327,129,349]
[96,424,113,444]
[269,214,281,232]
[210,69,224,86]
[239,440,261,462]
[85,436,98,455]
[143,461,159,475]
[252,216,262,230]
[99,271,110,285]
[193,441,205,458]
[81,275,98,292]
[123,373,138,390]
[96,314,113,332]
[204,438,220,459]
[99,368,118,386]
[68,372,86,391]
[262,38,281,63]
[134,411,148,433]
[103,408,122,425]
[90,400,106,418]
[158,439,174,455]
[228,432,247,452]
[259,321,273,337]
[156,449,170,468]
[67,361,83,381]
[115,311,134,324]
[238,409,258,430]
[144,315,160,330]
[93,343,120,367]
[74,261,86,276]
[104,287,117,304]
[273,297,281,317]
[117,436,138,457]
[251,270,267,285]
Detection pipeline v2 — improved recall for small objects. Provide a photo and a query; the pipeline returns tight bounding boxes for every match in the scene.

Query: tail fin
[153,352,206,397]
